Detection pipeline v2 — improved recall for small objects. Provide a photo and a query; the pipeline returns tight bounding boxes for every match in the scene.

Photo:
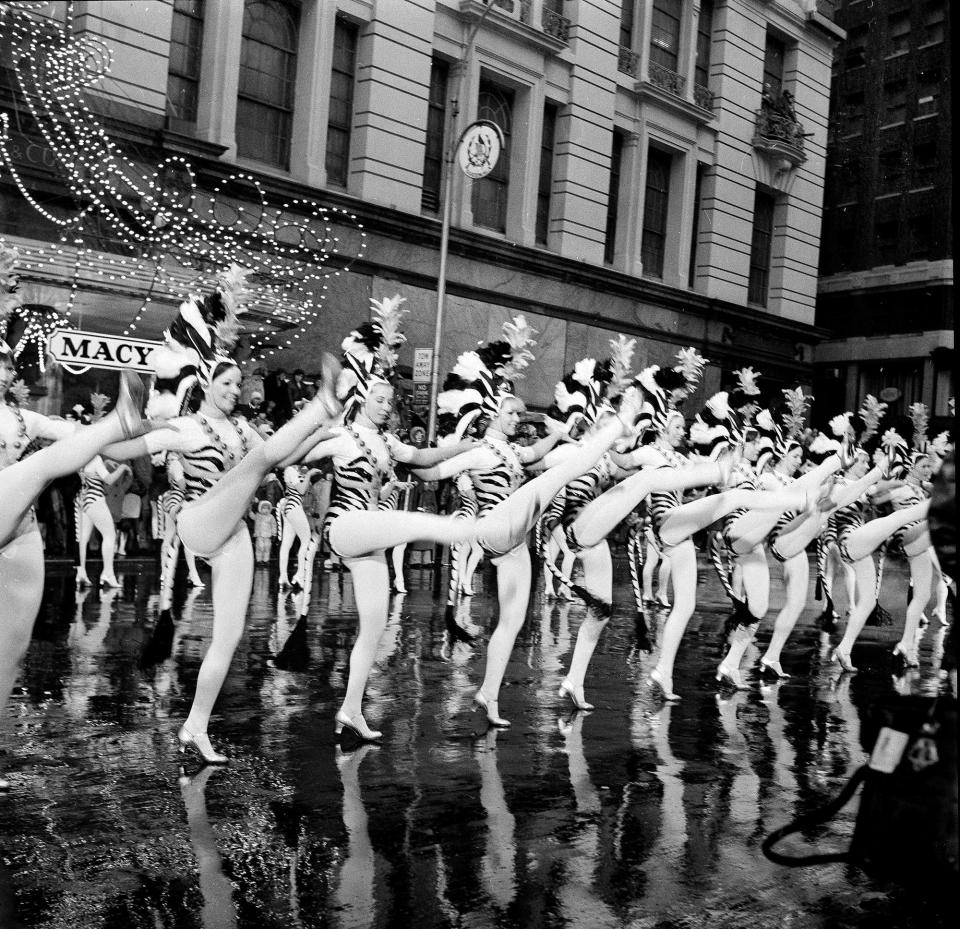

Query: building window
[604,130,624,265]
[536,103,558,245]
[472,82,513,233]
[326,18,358,187]
[748,189,775,305]
[917,68,940,116]
[912,140,937,187]
[694,0,714,89]
[844,24,868,69]
[843,91,865,135]
[236,0,298,169]
[688,162,705,287]
[923,2,945,45]
[908,214,933,259]
[649,0,681,72]
[882,80,907,125]
[619,0,635,49]
[763,33,786,97]
[874,219,899,264]
[641,147,671,279]
[877,150,903,196]
[166,0,204,126]
[421,58,449,213]
[887,11,911,55]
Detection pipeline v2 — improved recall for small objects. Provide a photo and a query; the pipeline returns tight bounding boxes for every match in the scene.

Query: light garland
[0,1,367,362]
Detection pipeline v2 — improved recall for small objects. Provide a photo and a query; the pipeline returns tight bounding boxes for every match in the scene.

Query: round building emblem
[457,120,505,180]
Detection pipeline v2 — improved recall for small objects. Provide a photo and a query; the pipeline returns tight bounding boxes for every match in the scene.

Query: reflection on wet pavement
[0,556,953,927]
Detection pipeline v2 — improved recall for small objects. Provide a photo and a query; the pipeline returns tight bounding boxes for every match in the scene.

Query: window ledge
[877,121,905,132]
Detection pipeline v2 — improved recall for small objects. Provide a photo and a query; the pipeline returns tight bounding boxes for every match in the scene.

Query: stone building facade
[0,0,844,416]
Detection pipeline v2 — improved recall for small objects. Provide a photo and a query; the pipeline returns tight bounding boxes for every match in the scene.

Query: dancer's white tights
[182,525,253,736]
[761,553,809,667]
[0,528,44,723]
[478,544,531,701]
[563,542,613,692]
[78,501,117,584]
[339,551,390,718]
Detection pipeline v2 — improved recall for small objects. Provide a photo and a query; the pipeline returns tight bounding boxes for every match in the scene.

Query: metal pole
[427,1,493,445]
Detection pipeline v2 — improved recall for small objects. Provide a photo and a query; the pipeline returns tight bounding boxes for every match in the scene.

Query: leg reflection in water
[476,729,516,910]
[334,743,379,928]
[178,765,238,929]
[557,711,619,928]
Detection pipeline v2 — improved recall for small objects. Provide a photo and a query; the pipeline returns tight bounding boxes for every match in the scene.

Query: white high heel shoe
[558,679,594,711]
[473,690,511,728]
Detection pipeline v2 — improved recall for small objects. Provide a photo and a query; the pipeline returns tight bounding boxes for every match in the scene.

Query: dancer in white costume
[876,404,951,667]
[810,401,932,673]
[1,246,155,792]
[75,455,130,588]
[109,268,350,763]
[299,296,481,741]
[277,464,321,589]
[417,321,648,727]
[541,340,636,607]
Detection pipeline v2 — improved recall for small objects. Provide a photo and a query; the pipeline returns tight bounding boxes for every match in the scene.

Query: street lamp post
[426,0,494,445]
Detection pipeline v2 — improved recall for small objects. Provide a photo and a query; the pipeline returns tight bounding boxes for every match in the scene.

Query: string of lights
[0,0,367,362]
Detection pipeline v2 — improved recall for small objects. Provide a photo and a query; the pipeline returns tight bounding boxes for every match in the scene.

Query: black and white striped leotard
[79,456,110,510]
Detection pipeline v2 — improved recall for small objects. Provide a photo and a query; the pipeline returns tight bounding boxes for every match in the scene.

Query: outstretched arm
[518,431,564,465]
[412,446,493,482]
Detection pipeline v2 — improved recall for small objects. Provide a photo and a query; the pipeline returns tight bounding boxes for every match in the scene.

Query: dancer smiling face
[361,381,394,429]
[661,414,685,448]
[204,364,242,418]
[777,444,804,478]
[491,397,524,438]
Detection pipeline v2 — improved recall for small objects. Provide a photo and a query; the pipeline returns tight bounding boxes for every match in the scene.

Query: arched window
[472,82,513,232]
[236,0,299,169]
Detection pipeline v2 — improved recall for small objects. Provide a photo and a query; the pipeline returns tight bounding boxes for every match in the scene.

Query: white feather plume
[452,350,488,383]
[608,335,636,396]
[706,391,731,420]
[499,315,537,380]
[674,347,707,387]
[572,357,596,386]
[734,367,761,395]
[829,412,851,439]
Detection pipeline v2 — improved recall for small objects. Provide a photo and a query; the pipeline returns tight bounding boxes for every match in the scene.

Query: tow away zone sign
[47,329,161,373]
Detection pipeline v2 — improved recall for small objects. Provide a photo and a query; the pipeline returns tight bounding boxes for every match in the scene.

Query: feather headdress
[908,402,929,455]
[146,264,251,420]
[606,335,636,401]
[437,315,538,439]
[552,355,615,431]
[690,390,733,458]
[635,346,707,440]
[756,386,812,469]
[858,395,886,444]
[728,366,762,434]
[781,387,812,441]
[337,293,409,420]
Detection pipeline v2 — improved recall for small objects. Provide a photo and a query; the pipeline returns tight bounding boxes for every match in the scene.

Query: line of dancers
[0,246,954,793]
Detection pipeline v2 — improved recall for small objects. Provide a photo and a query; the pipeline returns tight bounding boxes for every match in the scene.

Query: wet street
[0,552,953,929]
